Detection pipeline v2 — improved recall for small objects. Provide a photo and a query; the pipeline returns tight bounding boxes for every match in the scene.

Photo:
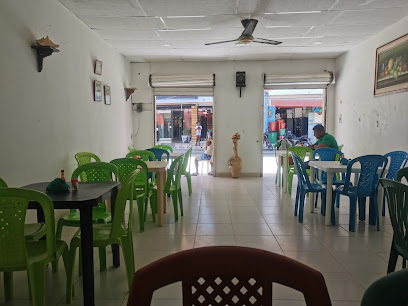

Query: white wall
[0,0,133,187]
[130,60,335,176]
[333,17,408,158]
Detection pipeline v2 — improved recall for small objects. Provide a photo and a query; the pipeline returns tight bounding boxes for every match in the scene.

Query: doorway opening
[155,95,214,175]
[263,89,325,174]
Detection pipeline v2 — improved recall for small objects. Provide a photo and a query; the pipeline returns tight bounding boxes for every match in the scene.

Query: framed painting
[94,60,102,75]
[374,33,408,95]
[104,85,111,105]
[94,80,102,102]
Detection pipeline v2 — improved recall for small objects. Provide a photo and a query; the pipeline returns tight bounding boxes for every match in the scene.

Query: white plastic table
[308,161,385,226]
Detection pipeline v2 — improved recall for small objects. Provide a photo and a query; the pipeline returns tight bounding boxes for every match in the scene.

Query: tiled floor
[0,174,400,306]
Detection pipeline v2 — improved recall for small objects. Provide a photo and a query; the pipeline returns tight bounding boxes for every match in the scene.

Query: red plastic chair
[127,246,332,306]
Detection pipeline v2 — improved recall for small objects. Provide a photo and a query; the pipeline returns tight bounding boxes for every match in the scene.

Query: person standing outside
[308,124,338,150]
[195,121,202,146]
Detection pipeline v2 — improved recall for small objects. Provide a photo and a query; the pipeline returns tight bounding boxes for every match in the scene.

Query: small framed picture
[94,60,102,75]
[104,85,111,105]
[94,80,102,102]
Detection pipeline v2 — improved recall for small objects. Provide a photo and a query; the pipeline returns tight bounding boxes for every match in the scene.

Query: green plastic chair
[338,144,344,151]
[66,169,139,303]
[380,178,408,273]
[128,146,136,152]
[74,152,101,182]
[181,148,193,196]
[0,177,46,241]
[0,188,70,305]
[53,162,118,273]
[110,158,154,232]
[153,144,173,153]
[161,155,184,222]
[287,147,313,194]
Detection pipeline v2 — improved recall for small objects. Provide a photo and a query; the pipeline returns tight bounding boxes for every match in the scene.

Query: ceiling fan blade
[241,19,258,36]
[205,39,239,45]
[253,37,282,45]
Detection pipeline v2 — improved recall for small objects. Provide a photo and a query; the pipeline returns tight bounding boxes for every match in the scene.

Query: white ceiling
[58,0,408,62]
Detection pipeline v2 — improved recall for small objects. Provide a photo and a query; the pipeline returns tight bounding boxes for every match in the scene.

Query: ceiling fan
[205,19,282,46]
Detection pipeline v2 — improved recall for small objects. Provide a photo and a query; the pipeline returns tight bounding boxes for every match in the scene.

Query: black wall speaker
[236,71,246,87]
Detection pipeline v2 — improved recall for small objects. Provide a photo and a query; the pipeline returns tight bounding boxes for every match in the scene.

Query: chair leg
[4,272,13,301]
[52,220,64,273]
[358,197,366,221]
[99,247,107,271]
[27,262,46,306]
[171,190,179,222]
[143,198,148,222]
[150,192,157,222]
[294,184,300,216]
[298,190,306,223]
[65,245,78,303]
[382,193,386,216]
[186,173,192,196]
[321,191,326,216]
[387,243,399,274]
[288,172,294,195]
[314,192,319,208]
[371,194,380,231]
[119,235,136,289]
[335,192,340,208]
[349,196,357,232]
[177,188,184,216]
[137,198,145,232]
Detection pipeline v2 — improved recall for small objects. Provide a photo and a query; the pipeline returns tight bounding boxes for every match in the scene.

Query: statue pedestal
[228,139,242,178]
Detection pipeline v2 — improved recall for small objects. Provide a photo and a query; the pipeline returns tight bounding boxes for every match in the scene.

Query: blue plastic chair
[292,153,329,224]
[147,148,170,161]
[334,155,387,232]
[313,148,345,208]
[382,151,408,215]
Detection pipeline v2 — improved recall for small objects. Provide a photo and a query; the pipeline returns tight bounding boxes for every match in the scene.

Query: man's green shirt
[315,133,338,150]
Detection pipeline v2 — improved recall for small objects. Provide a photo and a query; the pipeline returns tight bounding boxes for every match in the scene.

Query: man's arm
[309,143,328,150]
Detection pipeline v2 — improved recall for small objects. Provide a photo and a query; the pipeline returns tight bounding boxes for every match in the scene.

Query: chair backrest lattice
[343,155,388,197]
[127,246,332,306]
[147,148,170,161]
[0,188,57,271]
[74,152,101,181]
[397,167,408,184]
[126,150,156,162]
[152,144,173,153]
[380,179,408,259]
[110,158,149,200]
[385,151,408,180]
[287,147,312,172]
[313,148,342,182]
[185,275,267,306]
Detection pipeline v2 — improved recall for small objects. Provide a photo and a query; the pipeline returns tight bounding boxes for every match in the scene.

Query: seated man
[192,135,213,176]
[308,124,338,150]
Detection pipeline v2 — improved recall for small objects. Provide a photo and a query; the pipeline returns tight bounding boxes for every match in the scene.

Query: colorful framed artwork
[94,60,102,75]
[374,33,408,95]
[104,85,111,105]
[94,80,102,102]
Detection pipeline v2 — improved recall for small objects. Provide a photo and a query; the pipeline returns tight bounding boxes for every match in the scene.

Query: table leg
[157,171,166,226]
[79,205,95,306]
[325,172,333,226]
[110,187,120,268]
[283,152,288,193]
[277,154,281,187]
[309,167,316,213]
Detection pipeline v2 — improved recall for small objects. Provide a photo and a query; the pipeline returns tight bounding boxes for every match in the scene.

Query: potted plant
[181,128,191,143]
